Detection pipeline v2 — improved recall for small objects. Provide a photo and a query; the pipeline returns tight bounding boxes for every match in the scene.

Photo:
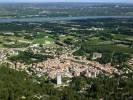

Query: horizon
[0,2,133,4]
[0,0,133,4]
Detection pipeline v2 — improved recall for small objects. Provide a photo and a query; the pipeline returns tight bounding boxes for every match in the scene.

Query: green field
[112,34,133,40]
[33,37,54,44]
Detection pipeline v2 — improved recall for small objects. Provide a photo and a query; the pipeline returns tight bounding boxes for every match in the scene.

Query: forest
[0,65,133,100]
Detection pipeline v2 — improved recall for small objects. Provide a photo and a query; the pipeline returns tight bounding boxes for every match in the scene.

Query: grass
[88,45,133,53]
[0,44,4,48]
[112,34,133,40]
[0,35,32,48]
[59,35,75,41]
[87,36,105,45]
[33,37,54,44]
[0,35,32,42]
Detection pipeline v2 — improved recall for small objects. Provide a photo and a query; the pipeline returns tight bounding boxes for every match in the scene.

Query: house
[92,52,102,60]
[3,32,14,36]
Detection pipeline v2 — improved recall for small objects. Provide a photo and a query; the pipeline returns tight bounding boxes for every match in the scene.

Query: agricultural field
[0,15,133,100]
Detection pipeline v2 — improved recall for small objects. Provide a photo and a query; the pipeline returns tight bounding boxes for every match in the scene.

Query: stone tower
[57,72,62,85]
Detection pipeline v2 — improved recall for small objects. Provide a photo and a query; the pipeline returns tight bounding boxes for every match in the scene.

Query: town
[0,18,133,84]
[0,2,133,100]
[0,45,118,80]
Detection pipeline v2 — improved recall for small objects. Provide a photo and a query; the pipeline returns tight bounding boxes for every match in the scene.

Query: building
[92,52,102,60]
[57,72,62,85]
[3,32,14,36]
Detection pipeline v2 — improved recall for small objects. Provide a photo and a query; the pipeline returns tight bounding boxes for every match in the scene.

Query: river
[0,16,133,23]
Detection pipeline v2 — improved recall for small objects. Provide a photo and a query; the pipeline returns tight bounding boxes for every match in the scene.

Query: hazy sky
[0,0,133,3]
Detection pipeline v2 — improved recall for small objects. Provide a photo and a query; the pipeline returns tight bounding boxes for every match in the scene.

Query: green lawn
[59,35,75,41]
[112,34,133,40]
[87,36,105,45]
[33,37,54,44]
[0,44,4,48]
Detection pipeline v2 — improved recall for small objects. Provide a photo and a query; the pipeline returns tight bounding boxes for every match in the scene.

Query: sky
[0,0,133,3]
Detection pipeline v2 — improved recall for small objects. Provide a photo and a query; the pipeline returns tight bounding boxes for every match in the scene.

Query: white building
[92,52,102,60]
[57,72,62,85]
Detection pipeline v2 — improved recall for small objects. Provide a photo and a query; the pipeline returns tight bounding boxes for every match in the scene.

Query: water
[0,16,133,23]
